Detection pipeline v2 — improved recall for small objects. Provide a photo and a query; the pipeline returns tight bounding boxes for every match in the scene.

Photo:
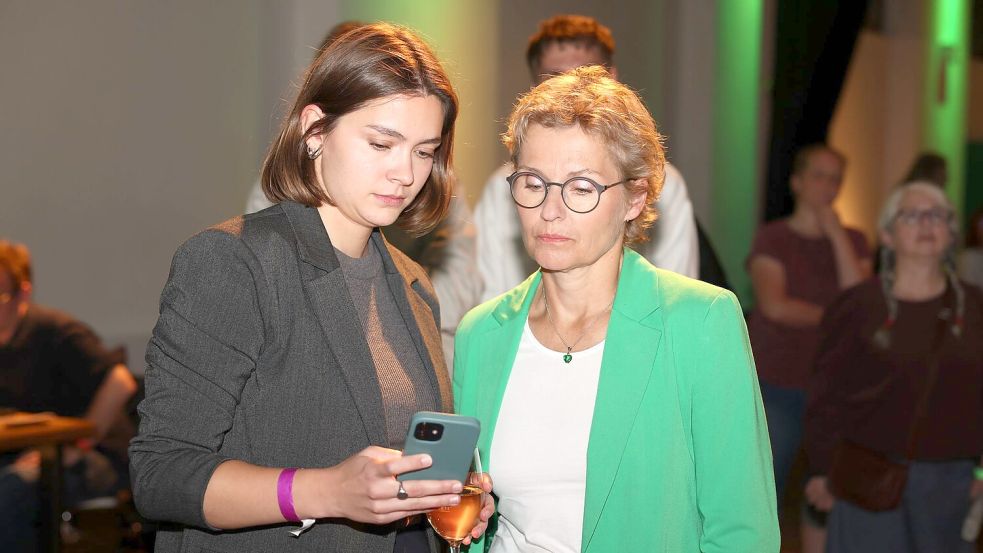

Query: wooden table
[0,413,95,553]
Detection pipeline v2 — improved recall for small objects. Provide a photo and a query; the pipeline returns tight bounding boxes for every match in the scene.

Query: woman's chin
[534,254,577,273]
[365,211,403,229]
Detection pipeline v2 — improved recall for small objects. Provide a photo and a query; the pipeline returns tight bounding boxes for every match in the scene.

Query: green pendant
[563,353,573,363]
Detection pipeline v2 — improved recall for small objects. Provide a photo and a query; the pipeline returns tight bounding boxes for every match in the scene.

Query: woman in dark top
[804,182,983,552]
[130,23,491,553]
[745,145,870,546]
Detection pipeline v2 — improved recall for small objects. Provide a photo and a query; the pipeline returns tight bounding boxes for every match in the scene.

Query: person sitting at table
[453,66,779,552]
[0,239,138,552]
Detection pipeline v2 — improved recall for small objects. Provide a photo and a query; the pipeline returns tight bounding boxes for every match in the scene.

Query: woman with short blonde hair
[454,66,779,552]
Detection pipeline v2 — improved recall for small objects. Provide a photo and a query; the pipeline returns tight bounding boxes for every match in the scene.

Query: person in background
[474,14,727,302]
[903,151,948,189]
[455,66,778,552]
[804,182,983,552]
[246,21,481,368]
[130,23,492,553]
[746,144,871,550]
[960,207,983,290]
[0,239,138,552]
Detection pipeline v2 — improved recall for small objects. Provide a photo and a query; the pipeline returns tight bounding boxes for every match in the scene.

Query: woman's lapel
[474,272,541,467]
[282,202,388,446]
[375,231,454,412]
[582,249,664,550]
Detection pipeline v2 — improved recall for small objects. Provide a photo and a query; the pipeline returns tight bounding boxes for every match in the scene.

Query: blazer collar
[280,199,410,277]
[488,248,663,326]
[610,248,664,325]
[491,271,542,326]
[279,201,341,273]
[280,200,451,443]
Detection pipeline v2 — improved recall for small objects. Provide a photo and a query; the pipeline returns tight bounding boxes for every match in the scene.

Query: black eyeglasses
[506,171,627,214]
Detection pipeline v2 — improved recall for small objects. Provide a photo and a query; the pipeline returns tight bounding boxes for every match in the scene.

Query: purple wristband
[277,468,301,522]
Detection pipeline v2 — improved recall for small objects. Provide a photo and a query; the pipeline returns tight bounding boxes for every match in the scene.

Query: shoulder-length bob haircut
[502,65,664,247]
[261,22,458,235]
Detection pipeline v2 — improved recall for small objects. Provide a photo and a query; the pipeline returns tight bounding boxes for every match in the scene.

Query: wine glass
[426,472,484,553]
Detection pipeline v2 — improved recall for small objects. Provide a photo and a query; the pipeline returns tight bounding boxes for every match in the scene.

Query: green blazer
[453,249,779,552]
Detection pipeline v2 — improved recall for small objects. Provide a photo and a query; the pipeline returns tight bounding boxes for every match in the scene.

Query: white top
[475,162,699,301]
[489,320,604,553]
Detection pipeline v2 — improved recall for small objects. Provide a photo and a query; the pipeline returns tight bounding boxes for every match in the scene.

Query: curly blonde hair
[502,65,664,246]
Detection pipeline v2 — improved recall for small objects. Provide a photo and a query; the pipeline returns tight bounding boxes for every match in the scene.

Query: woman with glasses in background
[452,66,778,552]
[804,182,983,552]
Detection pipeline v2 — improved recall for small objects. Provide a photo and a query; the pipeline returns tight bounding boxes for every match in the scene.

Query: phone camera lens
[414,422,444,441]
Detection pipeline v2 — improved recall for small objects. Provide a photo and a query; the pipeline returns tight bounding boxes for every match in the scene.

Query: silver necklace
[542,287,614,363]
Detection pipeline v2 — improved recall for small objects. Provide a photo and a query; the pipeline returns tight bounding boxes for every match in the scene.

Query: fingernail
[420,455,432,466]
[450,496,460,505]
[452,482,463,493]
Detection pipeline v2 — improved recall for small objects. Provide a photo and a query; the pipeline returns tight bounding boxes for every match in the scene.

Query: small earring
[306,143,322,160]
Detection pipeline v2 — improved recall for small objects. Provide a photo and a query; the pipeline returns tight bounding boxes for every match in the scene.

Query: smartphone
[401,411,480,483]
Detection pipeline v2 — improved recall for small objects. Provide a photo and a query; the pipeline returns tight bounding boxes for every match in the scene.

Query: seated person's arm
[84,363,137,442]
[749,255,823,327]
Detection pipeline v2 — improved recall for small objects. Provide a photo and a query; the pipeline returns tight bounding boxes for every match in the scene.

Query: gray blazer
[130,201,452,553]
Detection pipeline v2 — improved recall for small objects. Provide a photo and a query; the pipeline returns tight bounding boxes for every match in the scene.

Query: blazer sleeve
[129,229,267,528]
[691,291,780,552]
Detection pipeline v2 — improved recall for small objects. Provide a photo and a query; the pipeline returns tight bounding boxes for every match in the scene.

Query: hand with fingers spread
[297,446,464,525]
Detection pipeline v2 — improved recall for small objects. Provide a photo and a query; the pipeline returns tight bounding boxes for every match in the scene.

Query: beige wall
[970,59,983,142]
[828,2,928,243]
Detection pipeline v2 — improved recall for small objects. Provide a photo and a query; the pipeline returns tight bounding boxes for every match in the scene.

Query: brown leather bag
[827,315,949,512]
[828,440,908,511]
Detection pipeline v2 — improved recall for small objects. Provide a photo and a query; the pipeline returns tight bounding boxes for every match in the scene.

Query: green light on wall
[713,2,763,305]
[923,0,970,221]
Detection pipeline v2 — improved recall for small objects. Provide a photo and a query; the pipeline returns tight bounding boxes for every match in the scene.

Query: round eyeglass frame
[893,208,953,227]
[506,171,628,214]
